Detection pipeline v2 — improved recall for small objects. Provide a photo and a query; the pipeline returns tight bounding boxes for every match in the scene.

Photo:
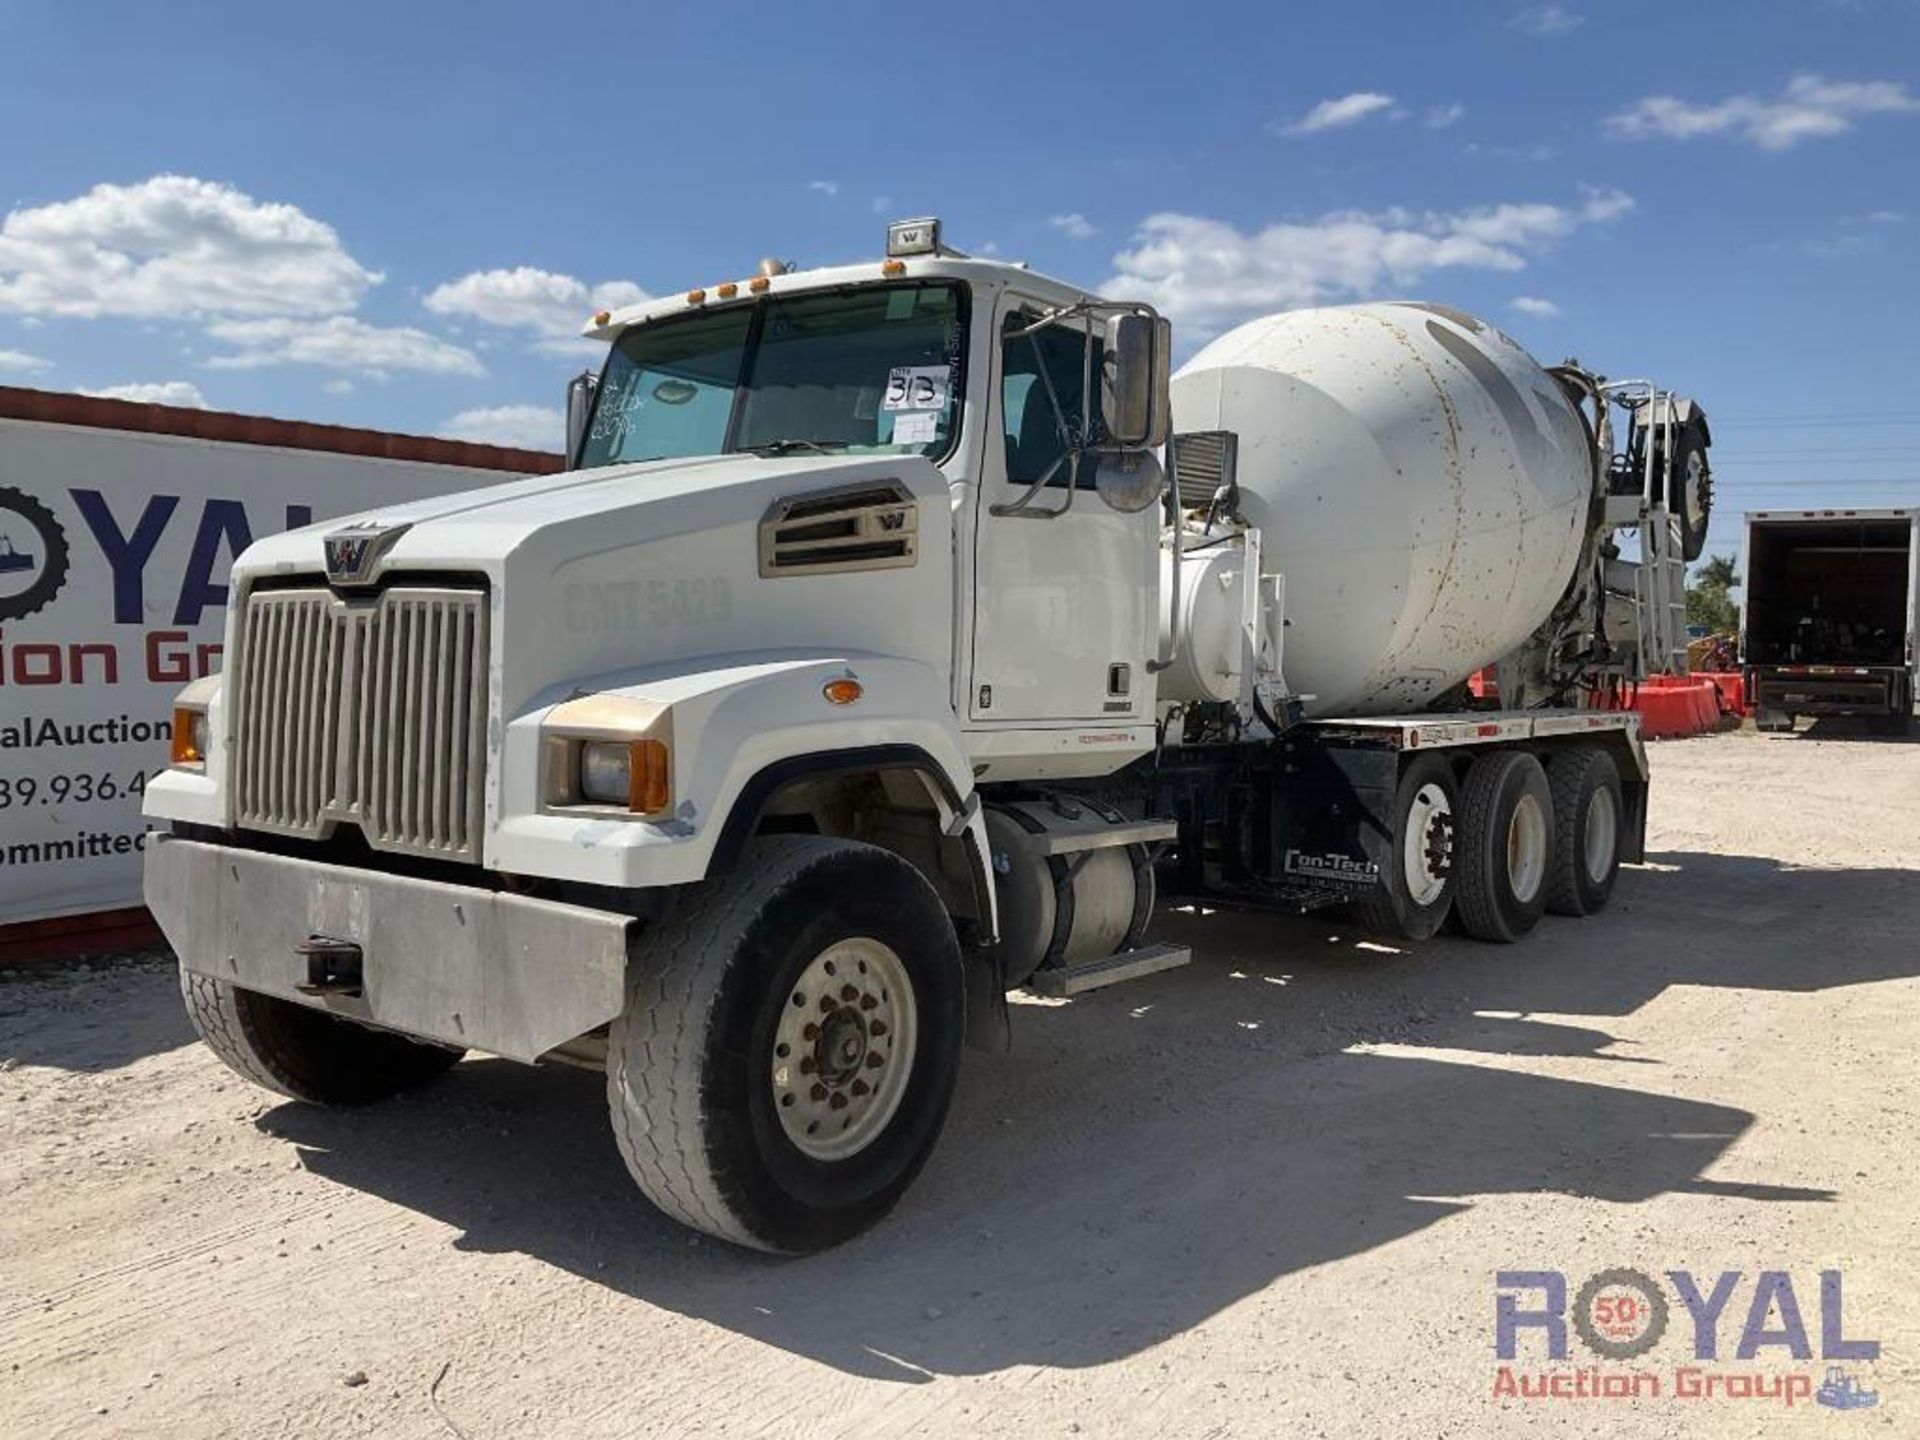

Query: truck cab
[144,221,1181,1253]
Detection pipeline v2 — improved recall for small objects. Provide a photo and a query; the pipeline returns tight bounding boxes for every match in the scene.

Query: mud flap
[963,938,1012,1054]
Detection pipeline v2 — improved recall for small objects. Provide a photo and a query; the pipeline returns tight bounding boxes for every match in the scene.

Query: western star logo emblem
[323,521,410,585]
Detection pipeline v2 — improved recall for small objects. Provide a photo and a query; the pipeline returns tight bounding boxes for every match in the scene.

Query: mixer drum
[1170,303,1594,717]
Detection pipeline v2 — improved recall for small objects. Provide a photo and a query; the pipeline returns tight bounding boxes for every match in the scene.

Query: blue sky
[2,0,1916,562]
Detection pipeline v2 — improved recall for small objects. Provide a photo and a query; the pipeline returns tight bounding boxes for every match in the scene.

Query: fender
[491,652,989,916]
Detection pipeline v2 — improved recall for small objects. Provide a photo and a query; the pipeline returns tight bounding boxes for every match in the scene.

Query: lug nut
[869,1020,888,1038]
[799,1056,816,1075]
[859,994,878,1011]
[866,1052,885,1069]
[802,1023,820,1041]
[851,1079,870,1097]
[840,984,859,1002]
[819,996,836,1012]
[829,1092,849,1111]
[810,1083,828,1101]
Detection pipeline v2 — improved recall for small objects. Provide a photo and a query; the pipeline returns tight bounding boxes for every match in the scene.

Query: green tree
[1686,553,1740,634]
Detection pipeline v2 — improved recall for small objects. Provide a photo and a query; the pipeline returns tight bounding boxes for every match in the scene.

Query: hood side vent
[759,481,919,577]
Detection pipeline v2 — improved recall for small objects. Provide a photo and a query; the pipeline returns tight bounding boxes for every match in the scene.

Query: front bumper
[145,835,632,1062]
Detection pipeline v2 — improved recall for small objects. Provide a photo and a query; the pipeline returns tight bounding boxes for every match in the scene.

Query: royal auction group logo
[1495,1268,1881,1411]
[0,484,71,622]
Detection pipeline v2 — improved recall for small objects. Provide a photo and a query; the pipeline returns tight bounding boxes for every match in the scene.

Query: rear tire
[180,970,464,1105]
[1453,751,1553,943]
[1545,747,1624,917]
[1354,754,1459,942]
[607,836,965,1253]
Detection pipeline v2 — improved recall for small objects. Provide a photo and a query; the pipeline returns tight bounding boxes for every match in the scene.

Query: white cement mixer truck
[143,217,1710,1252]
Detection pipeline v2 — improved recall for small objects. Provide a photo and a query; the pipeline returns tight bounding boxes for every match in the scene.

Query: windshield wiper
[738,438,853,457]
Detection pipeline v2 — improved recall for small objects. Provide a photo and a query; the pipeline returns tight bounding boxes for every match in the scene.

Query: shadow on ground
[262,847,1908,1380]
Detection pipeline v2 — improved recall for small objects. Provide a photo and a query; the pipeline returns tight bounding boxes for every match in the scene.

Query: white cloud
[808,180,840,197]
[1281,92,1396,135]
[1607,74,1919,150]
[871,196,894,215]
[1105,189,1632,336]
[0,347,50,373]
[323,377,354,395]
[438,404,563,451]
[1511,4,1584,35]
[78,380,209,407]
[204,316,483,377]
[1049,213,1097,240]
[424,266,646,356]
[0,175,379,320]
[1424,103,1467,129]
[1509,295,1561,318]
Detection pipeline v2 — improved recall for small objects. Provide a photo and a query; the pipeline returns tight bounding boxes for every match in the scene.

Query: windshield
[578,281,966,469]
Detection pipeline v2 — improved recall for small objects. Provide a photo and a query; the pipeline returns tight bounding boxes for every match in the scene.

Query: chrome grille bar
[231,585,488,862]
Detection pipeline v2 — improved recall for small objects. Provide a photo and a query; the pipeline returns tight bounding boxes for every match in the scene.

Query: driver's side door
[967,297,1157,726]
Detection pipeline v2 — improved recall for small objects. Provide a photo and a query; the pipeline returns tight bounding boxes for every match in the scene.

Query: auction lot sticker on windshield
[883,365,951,412]
[890,411,939,445]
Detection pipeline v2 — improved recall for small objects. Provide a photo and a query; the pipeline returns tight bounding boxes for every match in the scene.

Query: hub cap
[770,937,917,1162]
[1506,792,1548,904]
[1404,783,1455,907]
[1583,786,1618,885]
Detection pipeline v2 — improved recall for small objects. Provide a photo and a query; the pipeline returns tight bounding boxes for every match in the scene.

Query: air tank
[1168,302,1594,717]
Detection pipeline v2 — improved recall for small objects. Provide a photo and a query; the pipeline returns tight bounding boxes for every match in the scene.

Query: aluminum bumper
[145,835,631,1062]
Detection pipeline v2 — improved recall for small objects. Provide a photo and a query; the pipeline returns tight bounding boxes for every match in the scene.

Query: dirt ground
[3,728,1917,1439]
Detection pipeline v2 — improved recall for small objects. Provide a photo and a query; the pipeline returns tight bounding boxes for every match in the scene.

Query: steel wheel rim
[1583,786,1618,885]
[771,937,917,1163]
[1506,792,1548,904]
[1404,782,1453,908]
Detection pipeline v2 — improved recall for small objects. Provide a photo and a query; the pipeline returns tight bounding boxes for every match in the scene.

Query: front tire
[607,836,965,1253]
[180,971,464,1105]
[1453,751,1553,943]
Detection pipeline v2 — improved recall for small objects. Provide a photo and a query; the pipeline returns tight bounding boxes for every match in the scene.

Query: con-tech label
[1283,849,1380,884]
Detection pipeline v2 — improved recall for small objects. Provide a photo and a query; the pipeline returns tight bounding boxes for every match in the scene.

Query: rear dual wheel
[1453,751,1555,943]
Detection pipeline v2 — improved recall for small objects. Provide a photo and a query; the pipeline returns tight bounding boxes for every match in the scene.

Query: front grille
[231,585,488,861]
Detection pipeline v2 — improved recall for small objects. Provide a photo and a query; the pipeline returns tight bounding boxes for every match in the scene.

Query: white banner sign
[0,414,537,926]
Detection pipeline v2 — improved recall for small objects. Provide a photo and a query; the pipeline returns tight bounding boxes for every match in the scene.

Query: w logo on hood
[324,521,411,586]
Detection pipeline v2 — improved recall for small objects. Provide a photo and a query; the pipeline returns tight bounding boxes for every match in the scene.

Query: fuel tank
[1168,302,1594,716]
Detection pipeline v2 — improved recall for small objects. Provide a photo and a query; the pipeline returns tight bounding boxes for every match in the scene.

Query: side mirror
[1102,313,1171,450]
[565,370,599,465]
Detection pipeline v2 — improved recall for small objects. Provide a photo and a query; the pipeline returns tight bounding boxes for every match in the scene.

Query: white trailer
[1740,507,1918,734]
[143,218,1706,1252]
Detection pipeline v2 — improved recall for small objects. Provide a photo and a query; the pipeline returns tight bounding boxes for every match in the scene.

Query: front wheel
[607,836,965,1253]
[180,971,464,1105]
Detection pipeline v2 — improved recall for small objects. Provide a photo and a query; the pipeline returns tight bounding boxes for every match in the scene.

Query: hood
[229,449,957,716]
[232,451,937,583]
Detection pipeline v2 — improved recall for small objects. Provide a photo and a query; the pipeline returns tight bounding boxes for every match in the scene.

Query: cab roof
[582,254,1100,344]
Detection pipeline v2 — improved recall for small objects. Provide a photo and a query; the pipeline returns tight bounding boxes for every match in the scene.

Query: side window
[1000,313,1101,488]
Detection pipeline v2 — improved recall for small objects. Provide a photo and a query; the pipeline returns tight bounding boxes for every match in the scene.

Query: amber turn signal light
[628,739,671,814]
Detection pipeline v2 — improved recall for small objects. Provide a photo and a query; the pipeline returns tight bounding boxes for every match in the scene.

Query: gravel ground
[3,729,1917,1438]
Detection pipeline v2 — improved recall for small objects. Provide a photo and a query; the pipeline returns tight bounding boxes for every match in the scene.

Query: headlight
[170,707,209,767]
[541,694,674,816]
[579,742,632,804]
[576,738,672,814]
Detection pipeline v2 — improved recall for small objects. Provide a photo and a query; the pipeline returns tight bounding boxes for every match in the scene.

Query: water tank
[1169,302,1594,717]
